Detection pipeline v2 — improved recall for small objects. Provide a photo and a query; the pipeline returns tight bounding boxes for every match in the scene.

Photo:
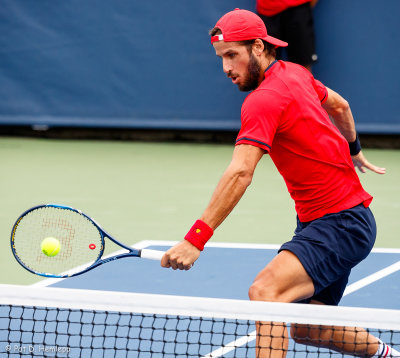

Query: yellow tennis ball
[41,237,61,257]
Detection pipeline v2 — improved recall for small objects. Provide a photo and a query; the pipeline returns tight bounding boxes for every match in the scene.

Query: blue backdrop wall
[0,0,399,133]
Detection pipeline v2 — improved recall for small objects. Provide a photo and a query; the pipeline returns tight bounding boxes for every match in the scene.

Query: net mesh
[1,285,399,357]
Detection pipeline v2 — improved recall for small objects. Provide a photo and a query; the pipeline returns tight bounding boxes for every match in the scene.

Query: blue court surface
[2,241,399,358]
[34,241,400,310]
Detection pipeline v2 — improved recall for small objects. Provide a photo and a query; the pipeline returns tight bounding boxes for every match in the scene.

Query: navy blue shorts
[279,204,376,306]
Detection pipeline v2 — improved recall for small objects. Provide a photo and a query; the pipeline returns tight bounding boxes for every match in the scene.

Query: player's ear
[252,39,264,56]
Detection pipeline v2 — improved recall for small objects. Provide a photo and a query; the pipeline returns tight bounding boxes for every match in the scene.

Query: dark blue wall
[313,1,400,133]
[0,1,399,133]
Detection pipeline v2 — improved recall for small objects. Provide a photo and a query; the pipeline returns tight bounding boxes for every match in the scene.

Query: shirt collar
[264,60,278,75]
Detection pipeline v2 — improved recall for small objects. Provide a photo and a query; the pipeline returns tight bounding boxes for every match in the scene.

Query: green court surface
[1,137,399,285]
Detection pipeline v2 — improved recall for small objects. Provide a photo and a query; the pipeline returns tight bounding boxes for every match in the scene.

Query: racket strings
[36,217,75,263]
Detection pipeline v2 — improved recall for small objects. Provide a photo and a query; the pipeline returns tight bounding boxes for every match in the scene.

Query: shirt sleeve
[236,90,283,153]
[312,78,328,104]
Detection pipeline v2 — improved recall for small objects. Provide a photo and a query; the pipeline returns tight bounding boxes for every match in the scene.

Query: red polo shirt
[257,0,311,16]
[236,61,372,222]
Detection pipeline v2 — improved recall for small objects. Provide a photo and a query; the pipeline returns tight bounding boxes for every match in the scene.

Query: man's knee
[248,270,282,302]
[248,251,315,303]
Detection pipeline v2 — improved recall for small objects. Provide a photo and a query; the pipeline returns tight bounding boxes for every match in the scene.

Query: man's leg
[291,323,377,356]
[290,300,378,356]
[291,300,400,357]
[248,250,315,358]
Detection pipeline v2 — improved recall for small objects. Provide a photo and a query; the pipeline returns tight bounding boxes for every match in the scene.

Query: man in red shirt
[256,0,319,71]
[161,8,397,357]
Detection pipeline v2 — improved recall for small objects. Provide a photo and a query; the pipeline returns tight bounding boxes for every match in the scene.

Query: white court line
[130,240,400,253]
[344,260,400,295]
[137,240,282,250]
[31,240,400,287]
[31,241,154,287]
[201,331,257,358]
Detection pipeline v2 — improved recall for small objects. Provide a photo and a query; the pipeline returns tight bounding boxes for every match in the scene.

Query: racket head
[11,204,105,278]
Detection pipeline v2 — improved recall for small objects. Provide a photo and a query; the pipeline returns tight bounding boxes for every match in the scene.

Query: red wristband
[184,220,214,251]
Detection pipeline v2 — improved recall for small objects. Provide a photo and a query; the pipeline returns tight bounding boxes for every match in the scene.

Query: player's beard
[238,53,262,92]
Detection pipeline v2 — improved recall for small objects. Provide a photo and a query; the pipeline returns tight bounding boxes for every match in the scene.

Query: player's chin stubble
[238,53,262,92]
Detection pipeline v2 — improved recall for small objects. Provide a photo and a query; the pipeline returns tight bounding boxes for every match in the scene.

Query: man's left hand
[352,151,386,174]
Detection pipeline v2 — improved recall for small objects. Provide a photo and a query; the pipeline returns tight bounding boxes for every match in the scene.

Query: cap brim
[264,35,288,48]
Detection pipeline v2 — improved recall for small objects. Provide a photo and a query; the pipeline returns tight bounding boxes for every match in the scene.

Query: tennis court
[1,138,400,357]
[1,0,400,355]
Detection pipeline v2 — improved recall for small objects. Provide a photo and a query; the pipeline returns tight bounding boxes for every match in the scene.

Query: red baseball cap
[211,8,288,48]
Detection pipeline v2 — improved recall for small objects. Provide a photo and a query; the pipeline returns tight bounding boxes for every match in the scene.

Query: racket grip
[140,249,165,261]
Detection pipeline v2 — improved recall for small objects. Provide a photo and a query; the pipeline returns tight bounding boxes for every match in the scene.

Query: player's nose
[222,59,232,74]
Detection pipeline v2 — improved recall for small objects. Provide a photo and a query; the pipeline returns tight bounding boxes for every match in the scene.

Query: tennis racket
[10,204,165,278]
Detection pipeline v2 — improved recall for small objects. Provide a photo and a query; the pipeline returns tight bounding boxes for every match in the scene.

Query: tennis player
[161,8,398,358]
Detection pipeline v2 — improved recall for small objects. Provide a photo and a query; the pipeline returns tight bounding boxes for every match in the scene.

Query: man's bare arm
[322,87,385,174]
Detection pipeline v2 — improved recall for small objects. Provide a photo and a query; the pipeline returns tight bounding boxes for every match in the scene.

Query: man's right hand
[161,240,201,270]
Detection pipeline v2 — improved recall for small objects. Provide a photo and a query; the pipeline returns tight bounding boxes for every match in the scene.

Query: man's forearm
[323,87,357,142]
[330,106,357,142]
[200,165,252,230]
[199,144,264,230]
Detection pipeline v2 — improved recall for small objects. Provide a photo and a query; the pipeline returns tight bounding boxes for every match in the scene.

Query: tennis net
[0,284,399,357]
